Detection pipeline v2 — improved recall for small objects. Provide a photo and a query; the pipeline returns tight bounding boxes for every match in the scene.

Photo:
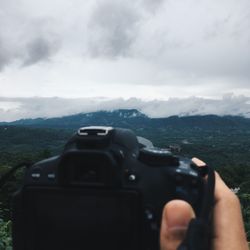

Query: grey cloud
[0,39,11,71]
[0,0,61,71]
[87,0,140,58]
[204,16,231,40]
[130,0,250,86]
[0,95,250,122]
[140,0,164,13]
[23,36,60,66]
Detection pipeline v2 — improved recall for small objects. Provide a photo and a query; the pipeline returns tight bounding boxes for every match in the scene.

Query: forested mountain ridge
[1,109,250,168]
[1,109,250,130]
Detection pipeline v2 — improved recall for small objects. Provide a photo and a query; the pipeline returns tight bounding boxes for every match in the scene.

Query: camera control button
[189,170,198,177]
[31,173,41,179]
[145,209,154,220]
[47,173,56,179]
[128,174,137,182]
[125,170,138,183]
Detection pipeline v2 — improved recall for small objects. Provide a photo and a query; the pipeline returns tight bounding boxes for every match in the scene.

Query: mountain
[1,109,250,168]
[1,109,250,131]
[0,109,147,128]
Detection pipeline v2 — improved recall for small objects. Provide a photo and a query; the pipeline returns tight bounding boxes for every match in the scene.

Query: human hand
[160,158,249,250]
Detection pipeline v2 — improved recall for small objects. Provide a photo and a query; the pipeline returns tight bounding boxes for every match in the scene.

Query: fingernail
[164,212,188,240]
[162,201,195,240]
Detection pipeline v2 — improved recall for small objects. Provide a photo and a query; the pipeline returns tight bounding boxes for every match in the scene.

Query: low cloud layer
[0,95,250,122]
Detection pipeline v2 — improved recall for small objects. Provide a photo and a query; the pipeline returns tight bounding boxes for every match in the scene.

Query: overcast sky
[0,0,250,120]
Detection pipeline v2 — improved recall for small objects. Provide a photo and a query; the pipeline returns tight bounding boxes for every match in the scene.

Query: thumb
[160,200,195,250]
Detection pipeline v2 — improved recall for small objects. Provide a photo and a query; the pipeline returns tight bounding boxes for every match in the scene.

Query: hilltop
[1,109,250,131]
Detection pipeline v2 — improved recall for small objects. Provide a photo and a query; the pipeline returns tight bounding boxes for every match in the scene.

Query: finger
[160,200,195,250]
[212,172,249,250]
[191,159,248,248]
[191,157,207,167]
[188,158,248,249]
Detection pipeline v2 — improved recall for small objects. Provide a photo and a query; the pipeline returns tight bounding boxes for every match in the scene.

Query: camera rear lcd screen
[24,188,141,250]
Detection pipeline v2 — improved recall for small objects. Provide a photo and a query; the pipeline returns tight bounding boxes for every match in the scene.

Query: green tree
[0,218,12,249]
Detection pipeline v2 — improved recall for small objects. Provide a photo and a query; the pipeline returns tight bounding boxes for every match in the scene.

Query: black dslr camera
[12,127,209,250]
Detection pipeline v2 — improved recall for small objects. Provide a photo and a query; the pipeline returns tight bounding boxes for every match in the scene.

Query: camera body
[12,126,205,250]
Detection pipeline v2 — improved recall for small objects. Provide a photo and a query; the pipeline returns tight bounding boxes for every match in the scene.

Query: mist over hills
[1,95,250,122]
[1,109,250,131]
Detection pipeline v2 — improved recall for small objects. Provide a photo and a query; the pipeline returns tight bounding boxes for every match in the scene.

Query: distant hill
[1,109,250,131]
[1,109,250,168]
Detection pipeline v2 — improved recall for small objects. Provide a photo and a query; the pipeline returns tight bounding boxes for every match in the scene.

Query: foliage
[239,193,250,240]
[0,218,12,250]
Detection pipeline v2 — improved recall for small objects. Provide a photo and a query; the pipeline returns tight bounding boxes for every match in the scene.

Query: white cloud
[0,94,250,122]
